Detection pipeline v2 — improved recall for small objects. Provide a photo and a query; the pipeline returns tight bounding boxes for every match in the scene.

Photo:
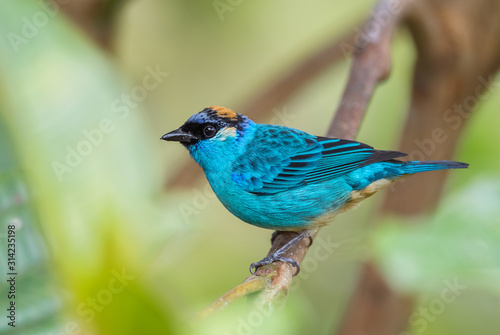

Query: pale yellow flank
[311,178,394,229]
[343,178,392,212]
[211,105,238,121]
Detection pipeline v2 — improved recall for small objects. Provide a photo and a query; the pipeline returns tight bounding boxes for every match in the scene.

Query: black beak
[161,128,198,143]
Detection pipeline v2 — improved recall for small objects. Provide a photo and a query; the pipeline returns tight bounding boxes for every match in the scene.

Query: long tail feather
[401,160,469,174]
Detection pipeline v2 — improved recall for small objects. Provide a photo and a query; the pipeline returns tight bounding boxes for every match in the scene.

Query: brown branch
[202,0,403,313]
[198,254,297,320]
[197,276,268,320]
[199,0,500,330]
[237,31,355,120]
[382,0,500,214]
[327,0,407,139]
[335,1,500,335]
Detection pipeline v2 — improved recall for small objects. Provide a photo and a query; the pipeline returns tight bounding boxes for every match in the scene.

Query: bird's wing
[232,127,406,195]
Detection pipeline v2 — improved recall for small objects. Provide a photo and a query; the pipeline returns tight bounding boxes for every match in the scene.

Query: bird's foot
[249,255,300,276]
[250,229,312,276]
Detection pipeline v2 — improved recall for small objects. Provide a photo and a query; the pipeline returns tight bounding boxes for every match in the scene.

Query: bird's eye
[203,125,217,138]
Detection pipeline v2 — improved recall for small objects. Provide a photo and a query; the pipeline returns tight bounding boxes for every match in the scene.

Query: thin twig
[197,276,268,320]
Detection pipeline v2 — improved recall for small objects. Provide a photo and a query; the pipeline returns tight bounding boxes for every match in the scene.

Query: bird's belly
[214,179,354,231]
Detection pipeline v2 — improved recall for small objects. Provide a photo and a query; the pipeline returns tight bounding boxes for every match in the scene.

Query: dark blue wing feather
[232,127,406,195]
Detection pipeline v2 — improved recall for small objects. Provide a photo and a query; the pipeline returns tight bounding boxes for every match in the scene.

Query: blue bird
[162,106,468,274]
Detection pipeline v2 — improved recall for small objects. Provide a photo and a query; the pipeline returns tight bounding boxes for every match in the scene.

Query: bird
[162,106,468,275]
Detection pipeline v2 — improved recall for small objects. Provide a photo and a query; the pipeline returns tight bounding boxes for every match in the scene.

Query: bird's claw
[249,256,300,276]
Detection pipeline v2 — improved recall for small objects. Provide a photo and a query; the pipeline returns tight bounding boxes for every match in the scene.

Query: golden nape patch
[211,106,238,121]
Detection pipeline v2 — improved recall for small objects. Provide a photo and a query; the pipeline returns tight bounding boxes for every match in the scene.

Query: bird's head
[162,106,254,168]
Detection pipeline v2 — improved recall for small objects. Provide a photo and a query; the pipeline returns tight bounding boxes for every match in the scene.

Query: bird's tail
[399,160,469,174]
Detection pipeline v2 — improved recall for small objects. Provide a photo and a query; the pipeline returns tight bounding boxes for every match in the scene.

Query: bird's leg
[250,230,311,276]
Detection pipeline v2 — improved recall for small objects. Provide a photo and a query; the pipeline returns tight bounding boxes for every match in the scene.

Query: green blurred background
[0,0,499,334]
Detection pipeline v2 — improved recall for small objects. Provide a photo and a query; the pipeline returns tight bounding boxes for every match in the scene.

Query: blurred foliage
[0,1,174,334]
[0,114,62,334]
[373,179,500,335]
[0,0,499,335]
[374,178,500,294]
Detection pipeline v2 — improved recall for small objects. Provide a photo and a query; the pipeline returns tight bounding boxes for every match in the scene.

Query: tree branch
[200,0,404,315]
[197,276,268,320]
[336,1,500,334]
[199,0,500,331]
[327,0,408,138]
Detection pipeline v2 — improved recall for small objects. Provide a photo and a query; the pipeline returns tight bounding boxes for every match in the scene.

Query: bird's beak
[161,128,198,143]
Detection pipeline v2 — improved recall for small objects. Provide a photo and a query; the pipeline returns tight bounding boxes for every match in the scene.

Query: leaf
[0,115,63,334]
[373,177,500,294]
[0,2,176,334]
